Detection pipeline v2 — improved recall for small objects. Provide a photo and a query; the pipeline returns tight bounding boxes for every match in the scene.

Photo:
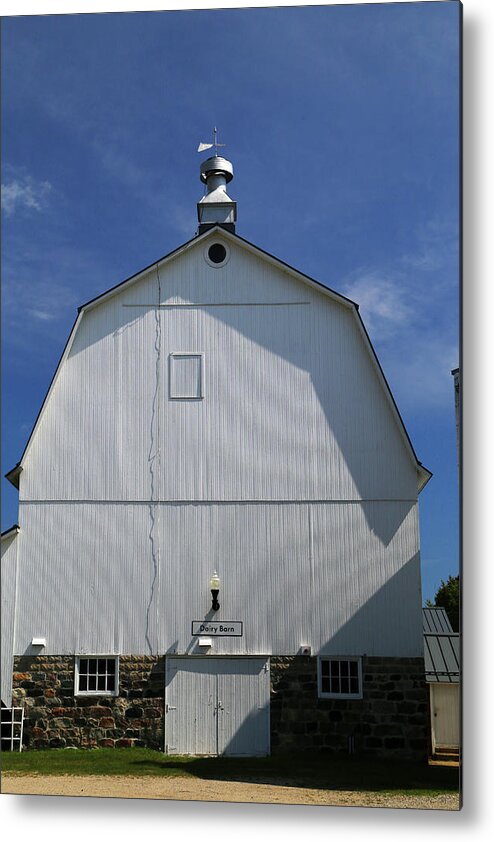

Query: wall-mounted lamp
[210,571,221,611]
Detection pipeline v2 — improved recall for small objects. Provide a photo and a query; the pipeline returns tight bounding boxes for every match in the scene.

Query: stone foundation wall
[11,654,428,758]
[270,656,428,760]
[12,655,164,749]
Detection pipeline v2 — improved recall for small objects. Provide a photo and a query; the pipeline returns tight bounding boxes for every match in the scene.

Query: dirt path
[1,774,460,809]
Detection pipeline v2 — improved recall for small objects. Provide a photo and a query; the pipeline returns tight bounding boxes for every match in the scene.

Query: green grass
[1,748,459,795]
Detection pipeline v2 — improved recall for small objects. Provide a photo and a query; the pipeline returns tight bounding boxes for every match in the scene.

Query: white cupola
[197,155,237,234]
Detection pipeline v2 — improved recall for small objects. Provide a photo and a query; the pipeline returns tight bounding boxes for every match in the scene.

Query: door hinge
[166,704,177,713]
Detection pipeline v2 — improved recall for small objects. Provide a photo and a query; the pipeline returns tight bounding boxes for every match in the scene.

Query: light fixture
[209,571,221,611]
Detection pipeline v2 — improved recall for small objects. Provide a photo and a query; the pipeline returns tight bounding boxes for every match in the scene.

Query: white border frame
[168,352,205,400]
[317,655,363,700]
[74,655,119,697]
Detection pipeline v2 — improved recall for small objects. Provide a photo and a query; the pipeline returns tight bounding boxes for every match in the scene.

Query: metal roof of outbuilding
[423,606,454,633]
[422,608,460,683]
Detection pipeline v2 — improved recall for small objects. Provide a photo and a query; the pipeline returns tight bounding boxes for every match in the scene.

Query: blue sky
[1,2,460,602]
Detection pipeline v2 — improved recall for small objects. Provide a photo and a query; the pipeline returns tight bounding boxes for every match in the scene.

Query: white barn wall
[14,500,422,658]
[7,227,429,758]
[1,533,19,705]
[20,234,418,503]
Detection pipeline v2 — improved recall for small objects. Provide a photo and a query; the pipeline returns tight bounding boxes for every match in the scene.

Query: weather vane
[197,127,226,155]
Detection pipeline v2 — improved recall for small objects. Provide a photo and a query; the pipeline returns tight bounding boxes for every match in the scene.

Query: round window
[208,243,227,264]
[205,242,229,267]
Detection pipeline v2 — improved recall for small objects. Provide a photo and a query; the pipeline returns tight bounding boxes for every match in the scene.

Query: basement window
[169,353,204,400]
[75,656,119,696]
[318,657,362,699]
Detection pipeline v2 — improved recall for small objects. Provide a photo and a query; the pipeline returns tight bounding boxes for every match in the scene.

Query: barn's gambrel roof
[5,224,432,491]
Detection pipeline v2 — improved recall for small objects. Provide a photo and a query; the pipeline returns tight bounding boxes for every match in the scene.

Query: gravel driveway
[1,774,460,809]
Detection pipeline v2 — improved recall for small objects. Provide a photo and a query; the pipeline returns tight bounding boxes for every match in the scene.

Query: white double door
[165,657,270,756]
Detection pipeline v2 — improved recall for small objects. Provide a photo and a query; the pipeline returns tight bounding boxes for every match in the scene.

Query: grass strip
[1,748,459,795]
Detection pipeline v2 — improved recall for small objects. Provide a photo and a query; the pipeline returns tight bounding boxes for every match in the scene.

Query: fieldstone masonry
[270,656,429,760]
[11,654,428,758]
[12,655,164,749]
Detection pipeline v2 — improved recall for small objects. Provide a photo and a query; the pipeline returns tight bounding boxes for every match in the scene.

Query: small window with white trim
[169,353,204,400]
[318,657,362,699]
[75,656,119,696]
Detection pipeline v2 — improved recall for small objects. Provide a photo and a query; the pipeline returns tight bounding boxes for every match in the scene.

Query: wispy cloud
[1,176,52,216]
[341,212,459,414]
[1,233,97,360]
[401,215,459,276]
[343,271,414,337]
[27,309,57,322]
[3,273,77,334]
[383,336,459,411]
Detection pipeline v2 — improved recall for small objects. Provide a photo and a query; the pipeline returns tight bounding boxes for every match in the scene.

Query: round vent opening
[207,243,227,265]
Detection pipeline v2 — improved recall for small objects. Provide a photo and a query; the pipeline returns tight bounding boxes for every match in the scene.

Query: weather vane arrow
[197,127,226,155]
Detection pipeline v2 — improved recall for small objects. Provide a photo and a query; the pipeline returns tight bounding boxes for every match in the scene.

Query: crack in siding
[145,264,162,654]
[308,504,315,597]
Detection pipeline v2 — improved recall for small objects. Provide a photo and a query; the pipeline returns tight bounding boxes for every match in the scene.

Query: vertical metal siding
[14,501,422,657]
[1,533,18,705]
[13,236,423,662]
[311,501,423,654]
[21,239,417,502]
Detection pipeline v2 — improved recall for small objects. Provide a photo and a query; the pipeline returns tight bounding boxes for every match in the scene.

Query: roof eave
[1,524,20,540]
[417,464,433,493]
[79,228,217,313]
[5,464,22,490]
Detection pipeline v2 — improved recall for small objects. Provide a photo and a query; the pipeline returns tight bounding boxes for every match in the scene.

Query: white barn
[1,154,431,758]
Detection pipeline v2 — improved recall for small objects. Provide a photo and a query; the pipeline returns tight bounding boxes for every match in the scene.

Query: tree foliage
[429,575,460,632]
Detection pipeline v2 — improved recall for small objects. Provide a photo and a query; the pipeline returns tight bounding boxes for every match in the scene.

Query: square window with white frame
[169,353,204,400]
[75,656,119,696]
[318,656,363,699]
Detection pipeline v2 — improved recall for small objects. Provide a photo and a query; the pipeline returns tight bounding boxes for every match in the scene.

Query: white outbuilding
[2,152,431,758]
[423,606,460,760]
